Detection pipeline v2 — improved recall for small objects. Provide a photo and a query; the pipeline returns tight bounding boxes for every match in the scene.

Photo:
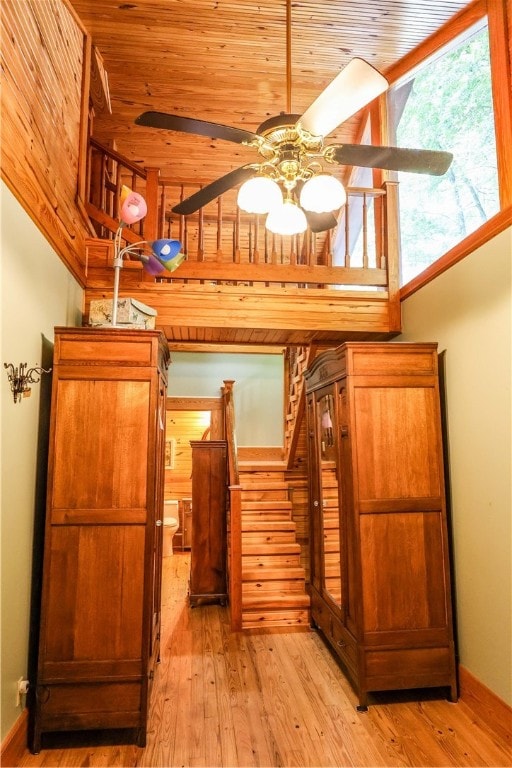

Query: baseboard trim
[1,708,28,767]
[459,665,511,744]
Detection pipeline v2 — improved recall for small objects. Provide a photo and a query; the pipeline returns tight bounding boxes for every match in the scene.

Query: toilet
[163,500,180,556]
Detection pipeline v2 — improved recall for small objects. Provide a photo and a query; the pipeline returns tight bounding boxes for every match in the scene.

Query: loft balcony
[84,139,402,347]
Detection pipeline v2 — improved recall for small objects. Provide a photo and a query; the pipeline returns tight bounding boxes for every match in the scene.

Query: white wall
[168,352,284,446]
[0,183,83,741]
[399,226,511,705]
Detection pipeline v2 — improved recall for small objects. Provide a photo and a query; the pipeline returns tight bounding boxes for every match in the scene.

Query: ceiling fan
[134,2,452,233]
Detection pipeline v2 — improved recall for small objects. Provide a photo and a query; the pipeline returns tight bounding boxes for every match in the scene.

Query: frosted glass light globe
[300,174,346,213]
[237,176,282,214]
[265,200,308,235]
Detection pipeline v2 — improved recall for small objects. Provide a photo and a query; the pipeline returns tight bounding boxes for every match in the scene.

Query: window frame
[375,0,512,299]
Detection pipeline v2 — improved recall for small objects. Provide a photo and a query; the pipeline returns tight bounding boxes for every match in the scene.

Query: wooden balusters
[198,190,204,261]
[216,196,223,261]
[86,139,396,291]
[362,191,369,269]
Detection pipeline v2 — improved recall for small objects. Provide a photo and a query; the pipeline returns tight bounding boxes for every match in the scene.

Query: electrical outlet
[16,677,29,707]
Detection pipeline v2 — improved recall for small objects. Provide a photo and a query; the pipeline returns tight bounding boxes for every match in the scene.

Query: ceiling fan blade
[328,144,453,175]
[297,58,388,138]
[135,111,260,145]
[305,211,338,233]
[172,166,257,215]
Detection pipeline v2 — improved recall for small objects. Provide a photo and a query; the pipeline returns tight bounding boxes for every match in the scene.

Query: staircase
[238,463,310,630]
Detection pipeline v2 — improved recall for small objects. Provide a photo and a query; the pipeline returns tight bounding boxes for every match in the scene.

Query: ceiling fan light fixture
[237,176,282,214]
[300,174,346,213]
[265,199,307,236]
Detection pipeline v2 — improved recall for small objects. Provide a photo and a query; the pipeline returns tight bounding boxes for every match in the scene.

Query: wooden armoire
[30,327,170,751]
[305,342,457,709]
[189,440,227,606]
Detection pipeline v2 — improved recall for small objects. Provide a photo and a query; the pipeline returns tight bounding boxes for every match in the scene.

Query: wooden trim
[459,665,512,745]
[488,0,512,208]
[384,1,487,85]
[400,206,512,300]
[384,0,512,297]
[238,446,284,463]
[228,485,243,632]
[76,23,91,207]
[1,708,28,767]
[168,343,286,354]
[166,396,222,411]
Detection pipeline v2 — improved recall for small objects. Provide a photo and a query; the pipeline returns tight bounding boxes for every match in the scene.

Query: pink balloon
[120,192,147,225]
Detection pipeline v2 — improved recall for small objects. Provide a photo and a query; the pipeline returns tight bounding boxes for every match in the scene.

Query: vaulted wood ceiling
[70,0,469,189]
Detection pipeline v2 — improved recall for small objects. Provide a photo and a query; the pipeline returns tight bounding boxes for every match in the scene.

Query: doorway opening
[164,396,224,551]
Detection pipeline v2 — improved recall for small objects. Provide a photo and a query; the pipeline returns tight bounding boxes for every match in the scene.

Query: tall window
[388,22,499,285]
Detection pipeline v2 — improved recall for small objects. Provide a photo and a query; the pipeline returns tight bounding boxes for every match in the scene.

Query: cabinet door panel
[316,391,343,609]
[353,386,442,501]
[52,380,150,510]
[360,511,449,633]
[43,525,145,662]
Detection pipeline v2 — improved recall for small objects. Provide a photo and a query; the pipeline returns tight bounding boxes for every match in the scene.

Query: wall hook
[4,362,51,404]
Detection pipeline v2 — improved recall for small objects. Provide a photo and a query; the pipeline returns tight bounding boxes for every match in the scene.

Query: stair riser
[241,490,290,501]
[241,610,310,629]
[242,512,292,522]
[242,568,305,581]
[242,581,307,594]
[241,501,292,510]
[242,555,302,568]
[242,534,297,545]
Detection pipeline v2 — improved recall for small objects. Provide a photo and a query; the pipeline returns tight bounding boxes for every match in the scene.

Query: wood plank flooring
[18,554,511,767]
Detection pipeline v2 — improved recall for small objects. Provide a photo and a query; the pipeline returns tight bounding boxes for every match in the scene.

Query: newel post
[222,379,242,631]
[141,167,161,282]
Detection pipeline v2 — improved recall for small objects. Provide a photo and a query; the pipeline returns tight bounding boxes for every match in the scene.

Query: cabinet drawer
[38,682,142,730]
[330,618,358,674]
[311,590,358,678]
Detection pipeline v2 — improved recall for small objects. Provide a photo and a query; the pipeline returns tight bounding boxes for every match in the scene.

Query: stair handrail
[222,380,242,631]
[284,344,318,469]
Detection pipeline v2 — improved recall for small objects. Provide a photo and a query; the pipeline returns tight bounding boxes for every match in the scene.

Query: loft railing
[86,138,400,299]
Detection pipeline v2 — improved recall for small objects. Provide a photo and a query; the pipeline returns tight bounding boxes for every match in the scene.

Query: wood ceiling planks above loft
[69,0,470,186]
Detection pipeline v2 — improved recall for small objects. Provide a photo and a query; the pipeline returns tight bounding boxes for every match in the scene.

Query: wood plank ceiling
[70,0,469,187]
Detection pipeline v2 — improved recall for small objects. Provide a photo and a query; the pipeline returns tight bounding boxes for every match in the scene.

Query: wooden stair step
[242,500,291,510]
[242,532,297,545]
[242,579,307,594]
[242,543,301,556]
[241,511,292,522]
[241,521,296,532]
[242,553,302,568]
[242,592,310,610]
[241,489,289,501]
[241,609,310,630]
[242,566,305,581]
[242,507,292,521]
[241,481,289,491]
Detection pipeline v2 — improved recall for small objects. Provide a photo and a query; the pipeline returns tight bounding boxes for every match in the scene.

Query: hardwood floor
[18,553,510,767]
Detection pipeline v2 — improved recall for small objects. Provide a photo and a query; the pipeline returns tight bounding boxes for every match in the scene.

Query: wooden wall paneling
[1,0,89,283]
